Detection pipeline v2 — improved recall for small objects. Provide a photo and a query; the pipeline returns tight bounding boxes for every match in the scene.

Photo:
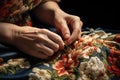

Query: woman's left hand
[33,1,83,45]
[54,9,83,45]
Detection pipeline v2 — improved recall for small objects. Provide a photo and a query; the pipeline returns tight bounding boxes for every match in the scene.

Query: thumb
[56,21,70,40]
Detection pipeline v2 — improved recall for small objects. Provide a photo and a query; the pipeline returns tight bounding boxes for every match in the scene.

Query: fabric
[0,28,120,80]
[0,0,120,80]
[0,0,60,26]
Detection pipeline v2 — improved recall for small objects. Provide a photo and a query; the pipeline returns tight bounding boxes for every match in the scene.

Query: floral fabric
[0,1,120,80]
[0,28,120,80]
[0,0,60,26]
[0,0,41,26]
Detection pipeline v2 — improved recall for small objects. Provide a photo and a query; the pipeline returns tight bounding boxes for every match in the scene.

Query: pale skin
[0,1,83,59]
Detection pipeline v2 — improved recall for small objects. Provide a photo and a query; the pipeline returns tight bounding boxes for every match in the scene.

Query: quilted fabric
[0,28,120,80]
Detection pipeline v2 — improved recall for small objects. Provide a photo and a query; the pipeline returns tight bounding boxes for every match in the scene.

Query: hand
[0,23,64,59]
[34,1,83,45]
[13,26,64,59]
[54,10,83,45]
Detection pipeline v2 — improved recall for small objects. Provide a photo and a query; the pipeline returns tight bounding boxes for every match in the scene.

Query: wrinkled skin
[0,1,83,59]
[54,10,83,44]
[0,23,64,59]
[34,1,83,45]
[14,27,65,59]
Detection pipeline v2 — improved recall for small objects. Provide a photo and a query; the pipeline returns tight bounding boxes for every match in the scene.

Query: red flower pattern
[0,0,40,25]
[26,20,32,26]
[107,49,120,77]
[53,50,79,76]
[34,0,39,5]
[115,34,120,43]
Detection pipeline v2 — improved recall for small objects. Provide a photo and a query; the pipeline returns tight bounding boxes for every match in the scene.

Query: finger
[30,50,48,59]
[44,39,59,52]
[67,20,82,44]
[35,43,55,56]
[16,33,49,59]
[37,33,60,51]
[18,43,48,59]
[56,20,70,39]
[78,32,82,39]
[40,29,64,49]
[78,21,83,39]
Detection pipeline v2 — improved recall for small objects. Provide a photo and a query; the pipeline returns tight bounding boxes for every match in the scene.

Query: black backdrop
[59,0,119,30]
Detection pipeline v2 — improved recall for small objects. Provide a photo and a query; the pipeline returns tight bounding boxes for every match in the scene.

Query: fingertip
[59,42,65,50]
[59,22,70,40]
[54,44,59,52]
[64,33,70,39]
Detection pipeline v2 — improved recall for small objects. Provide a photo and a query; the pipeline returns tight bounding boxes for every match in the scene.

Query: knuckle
[74,16,80,21]
[57,36,62,41]
[54,35,62,42]
[41,29,49,33]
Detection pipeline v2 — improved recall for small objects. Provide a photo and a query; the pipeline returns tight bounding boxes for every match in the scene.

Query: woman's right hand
[0,23,64,59]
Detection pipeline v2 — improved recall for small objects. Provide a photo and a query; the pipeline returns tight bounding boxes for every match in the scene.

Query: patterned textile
[0,28,120,80]
[0,0,60,26]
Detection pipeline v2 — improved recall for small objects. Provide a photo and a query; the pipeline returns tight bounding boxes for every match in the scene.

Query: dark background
[59,0,119,30]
